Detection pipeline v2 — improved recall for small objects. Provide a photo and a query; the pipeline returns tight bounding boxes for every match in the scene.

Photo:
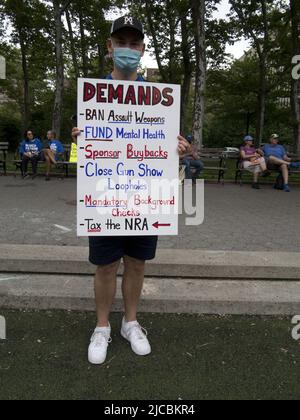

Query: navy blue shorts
[89,236,158,266]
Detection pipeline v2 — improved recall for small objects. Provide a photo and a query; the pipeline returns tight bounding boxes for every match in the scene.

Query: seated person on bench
[42,130,64,181]
[240,135,269,190]
[259,134,300,193]
[182,135,204,181]
[20,130,43,179]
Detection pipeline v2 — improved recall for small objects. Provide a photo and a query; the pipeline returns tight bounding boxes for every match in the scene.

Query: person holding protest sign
[72,15,190,365]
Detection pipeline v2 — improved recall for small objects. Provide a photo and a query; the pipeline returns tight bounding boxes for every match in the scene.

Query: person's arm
[71,127,80,144]
[191,145,200,160]
[30,141,40,157]
[283,147,291,162]
[240,150,257,161]
[21,142,31,157]
[177,136,190,157]
[257,148,264,156]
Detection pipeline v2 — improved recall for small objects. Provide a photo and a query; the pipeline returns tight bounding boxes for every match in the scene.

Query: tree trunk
[256,0,268,147]
[52,0,64,138]
[166,0,176,83]
[145,0,168,82]
[79,7,88,77]
[290,0,300,153]
[97,44,105,77]
[257,57,267,147]
[230,0,269,147]
[96,9,107,77]
[18,29,30,130]
[65,9,80,78]
[180,13,192,133]
[191,0,206,149]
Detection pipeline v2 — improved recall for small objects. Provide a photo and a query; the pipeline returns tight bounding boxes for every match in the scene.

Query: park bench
[286,153,300,178]
[58,144,77,178]
[200,148,227,184]
[180,147,227,184]
[13,143,76,178]
[0,142,9,176]
[234,152,300,185]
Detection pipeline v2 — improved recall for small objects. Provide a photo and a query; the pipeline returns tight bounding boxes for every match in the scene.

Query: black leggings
[21,156,39,175]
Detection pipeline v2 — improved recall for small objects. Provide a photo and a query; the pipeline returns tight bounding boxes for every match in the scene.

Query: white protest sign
[77,78,180,237]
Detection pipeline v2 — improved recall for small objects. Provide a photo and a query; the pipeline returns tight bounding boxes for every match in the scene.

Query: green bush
[0,106,21,151]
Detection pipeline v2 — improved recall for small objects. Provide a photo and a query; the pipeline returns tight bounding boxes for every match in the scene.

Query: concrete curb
[0,245,300,280]
[1,274,300,315]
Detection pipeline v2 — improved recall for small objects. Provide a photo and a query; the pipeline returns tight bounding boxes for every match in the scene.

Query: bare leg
[43,150,56,176]
[268,156,290,166]
[44,149,56,165]
[280,164,289,185]
[122,256,146,322]
[44,155,52,175]
[253,173,259,183]
[259,158,267,172]
[94,260,121,327]
[49,150,57,164]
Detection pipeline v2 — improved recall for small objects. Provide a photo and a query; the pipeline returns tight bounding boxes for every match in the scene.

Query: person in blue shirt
[259,134,299,192]
[182,135,204,182]
[42,130,64,181]
[20,130,42,179]
[72,15,190,366]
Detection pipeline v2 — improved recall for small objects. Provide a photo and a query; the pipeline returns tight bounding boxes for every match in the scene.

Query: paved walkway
[0,176,299,252]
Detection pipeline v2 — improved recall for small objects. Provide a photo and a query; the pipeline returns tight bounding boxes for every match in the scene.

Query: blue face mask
[113,48,142,73]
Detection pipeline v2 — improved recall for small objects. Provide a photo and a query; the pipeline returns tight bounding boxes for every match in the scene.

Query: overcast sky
[143,0,251,68]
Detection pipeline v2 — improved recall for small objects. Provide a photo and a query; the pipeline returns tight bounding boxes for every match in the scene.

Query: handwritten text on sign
[77,79,180,237]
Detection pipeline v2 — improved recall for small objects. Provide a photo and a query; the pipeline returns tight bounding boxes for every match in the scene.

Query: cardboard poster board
[77,78,181,237]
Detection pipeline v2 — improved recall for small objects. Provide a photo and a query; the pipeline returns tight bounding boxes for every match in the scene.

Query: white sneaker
[121,318,151,356]
[88,325,112,365]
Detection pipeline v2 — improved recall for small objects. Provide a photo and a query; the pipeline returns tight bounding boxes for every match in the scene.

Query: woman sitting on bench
[240,136,269,190]
[42,130,64,181]
[20,130,43,180]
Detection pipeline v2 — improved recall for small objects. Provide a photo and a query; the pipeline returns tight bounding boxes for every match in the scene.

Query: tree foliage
[0,0,299,151]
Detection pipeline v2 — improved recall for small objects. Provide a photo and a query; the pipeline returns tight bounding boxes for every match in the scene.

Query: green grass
[0,310,300,400]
